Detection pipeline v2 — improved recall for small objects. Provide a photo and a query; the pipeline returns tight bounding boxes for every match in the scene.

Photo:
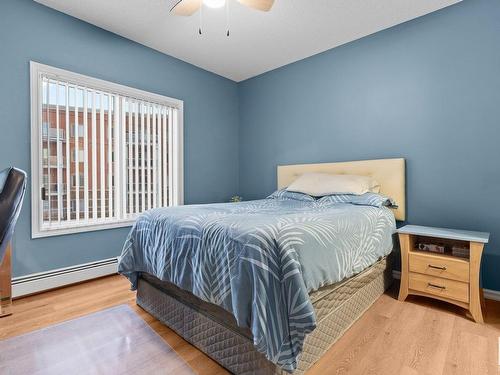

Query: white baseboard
[12,257,119,298]
[12,261,500,302]
[484,289,500,302]
[392,270,500,302]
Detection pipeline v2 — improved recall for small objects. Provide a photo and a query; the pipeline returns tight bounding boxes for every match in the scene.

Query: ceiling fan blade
[237,0,274,12]
[170,0,201,16]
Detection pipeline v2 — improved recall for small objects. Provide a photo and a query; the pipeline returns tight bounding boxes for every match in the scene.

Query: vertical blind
[39,74,177,232]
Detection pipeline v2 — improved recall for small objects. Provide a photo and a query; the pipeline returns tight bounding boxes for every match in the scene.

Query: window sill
[32,218,137,239]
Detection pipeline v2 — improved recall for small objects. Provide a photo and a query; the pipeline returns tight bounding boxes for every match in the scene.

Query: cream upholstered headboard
[277,158,406,221]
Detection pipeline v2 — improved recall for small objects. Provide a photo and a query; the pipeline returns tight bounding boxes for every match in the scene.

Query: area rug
[0,304,196,374]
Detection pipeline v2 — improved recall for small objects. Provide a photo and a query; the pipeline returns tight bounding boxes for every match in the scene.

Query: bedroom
[0,0,498,374]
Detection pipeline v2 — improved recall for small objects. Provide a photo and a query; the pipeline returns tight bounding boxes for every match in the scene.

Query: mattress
[119,198,395,371]
[136,255,393,375]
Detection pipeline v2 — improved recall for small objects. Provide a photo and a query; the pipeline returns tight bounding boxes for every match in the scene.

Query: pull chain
[199,0,203,35]
[197,0,231,37]
[225,0,230,37]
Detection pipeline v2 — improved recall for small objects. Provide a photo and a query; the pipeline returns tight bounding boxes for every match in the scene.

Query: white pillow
[286,173,380,197]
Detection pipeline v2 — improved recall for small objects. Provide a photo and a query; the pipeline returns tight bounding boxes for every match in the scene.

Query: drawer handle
[427,283,446,290]
[428,264,447,271]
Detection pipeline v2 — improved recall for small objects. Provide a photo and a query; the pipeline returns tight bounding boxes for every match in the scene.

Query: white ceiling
[35,0,461,82]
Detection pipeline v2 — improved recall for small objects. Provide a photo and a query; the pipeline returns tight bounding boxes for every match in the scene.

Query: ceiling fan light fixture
[203,0,226,9]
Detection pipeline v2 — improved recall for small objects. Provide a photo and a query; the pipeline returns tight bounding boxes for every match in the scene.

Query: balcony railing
[42,156,66,167]
[42,127,66,140]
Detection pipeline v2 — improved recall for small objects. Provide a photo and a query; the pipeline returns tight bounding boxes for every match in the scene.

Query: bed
[119,158,406,374]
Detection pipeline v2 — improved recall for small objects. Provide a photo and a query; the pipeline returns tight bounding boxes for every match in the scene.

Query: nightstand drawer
[409,272,469,303]
[409,252,469,283]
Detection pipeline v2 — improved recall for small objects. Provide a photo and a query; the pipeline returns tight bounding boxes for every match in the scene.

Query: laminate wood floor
[0,275,498,375]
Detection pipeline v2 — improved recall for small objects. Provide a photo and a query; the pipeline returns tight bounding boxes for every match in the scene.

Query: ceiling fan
[170,0,274,16]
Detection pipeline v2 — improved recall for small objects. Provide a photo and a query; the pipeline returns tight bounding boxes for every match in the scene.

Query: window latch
[41,186,47,201]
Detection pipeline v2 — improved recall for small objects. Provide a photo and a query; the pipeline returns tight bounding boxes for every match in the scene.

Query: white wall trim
[30,61,184,109]
[12,262,500,303]
[12,257,119,298]
[483,288,500,302]
[392,270,500,302]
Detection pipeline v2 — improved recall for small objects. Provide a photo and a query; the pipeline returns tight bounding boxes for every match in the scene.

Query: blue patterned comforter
[118,198,395,372]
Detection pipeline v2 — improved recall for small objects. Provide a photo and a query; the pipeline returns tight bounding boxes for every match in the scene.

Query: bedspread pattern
[118,198,395,371]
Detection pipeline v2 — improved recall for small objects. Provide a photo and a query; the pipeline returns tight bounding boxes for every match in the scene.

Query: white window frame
[30,61,184,238]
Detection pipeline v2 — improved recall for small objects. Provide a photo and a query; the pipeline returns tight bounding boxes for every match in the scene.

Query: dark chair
[0,167,27,317]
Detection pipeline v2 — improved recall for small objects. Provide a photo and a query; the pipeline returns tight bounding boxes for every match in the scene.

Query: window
[71,174,85,188]
[70,124,85,138]
[72,149,84,163]
[30,62,183,238]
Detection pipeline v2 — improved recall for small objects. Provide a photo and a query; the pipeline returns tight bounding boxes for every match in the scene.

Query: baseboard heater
[12,257,119,298]
[12,261,500,302]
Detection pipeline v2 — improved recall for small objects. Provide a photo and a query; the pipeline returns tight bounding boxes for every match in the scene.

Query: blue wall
[3,0,500,291]
[238,0,500,290]
[0,0,239,277]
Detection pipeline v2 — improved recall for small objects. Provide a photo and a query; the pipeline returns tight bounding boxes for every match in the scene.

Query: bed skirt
[136,255,393,374]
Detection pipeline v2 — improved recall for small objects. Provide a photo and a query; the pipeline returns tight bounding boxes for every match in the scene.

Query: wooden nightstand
[397,225,489,323]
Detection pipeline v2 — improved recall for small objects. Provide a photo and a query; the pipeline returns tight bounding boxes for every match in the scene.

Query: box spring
[136,256,393,374]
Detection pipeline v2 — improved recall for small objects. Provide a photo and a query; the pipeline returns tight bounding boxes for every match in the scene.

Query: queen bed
[119,158,405,374]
